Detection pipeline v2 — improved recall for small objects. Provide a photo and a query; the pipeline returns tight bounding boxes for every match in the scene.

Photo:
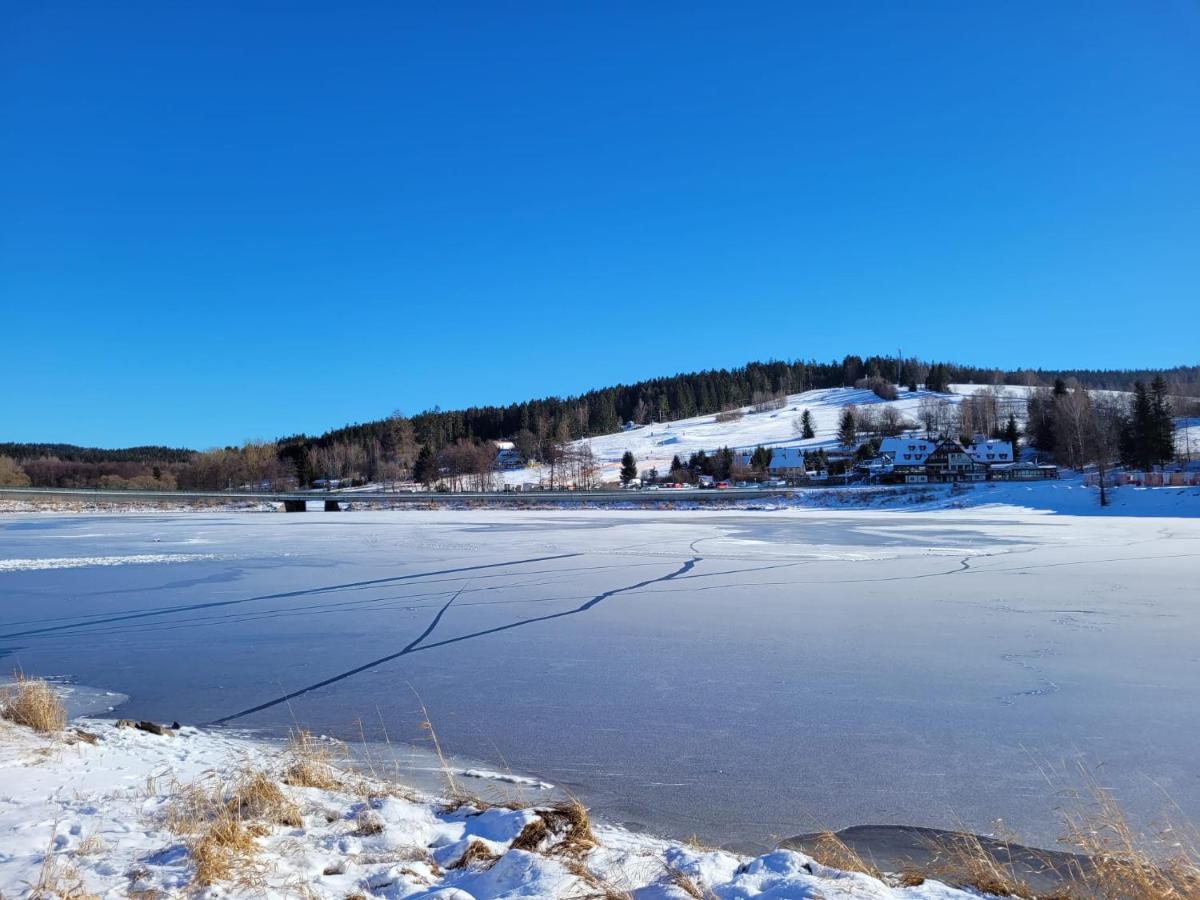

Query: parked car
[716,481,731,489]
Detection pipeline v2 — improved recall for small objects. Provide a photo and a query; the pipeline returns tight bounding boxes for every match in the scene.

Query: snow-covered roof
[967,440,1014,463]
[879,436,940,464]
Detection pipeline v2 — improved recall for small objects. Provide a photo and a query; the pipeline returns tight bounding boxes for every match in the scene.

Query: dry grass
[926,830,1030,897]
[511,798,599,856]
[664,863,716,900]
[161,767,306,887]
[562,859,634,900]
[29,828,98,900]
[1058,786,1200,899]
[895,867,926,887]
[448,838,500,870]
[232,769,303,827]
[355,807,386,836]
[544,799,598,855]
[511,816,551,852]
[190,814,260,887]
[806,829,882,880]
[1,672,67,734]
[74,830,108,856]
[281,728,341,790]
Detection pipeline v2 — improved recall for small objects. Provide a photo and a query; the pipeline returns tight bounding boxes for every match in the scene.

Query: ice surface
[2,506,1198,852]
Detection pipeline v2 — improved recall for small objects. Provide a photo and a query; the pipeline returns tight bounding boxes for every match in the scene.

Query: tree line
[2,356,1196,490]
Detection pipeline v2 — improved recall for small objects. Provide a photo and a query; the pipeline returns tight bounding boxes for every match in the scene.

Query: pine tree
[619,450,638,484]
[1122,381,1154,469]
[716,446,734,480]
[750,445,773,475]
[801,409,815,439]
[1003,415,1020,459]
[413,444,439,487]
[1150,376,1175,465]
[837,407,858,448]
[670,454,684,472]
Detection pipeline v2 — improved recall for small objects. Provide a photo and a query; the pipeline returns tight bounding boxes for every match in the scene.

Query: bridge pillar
[283,500,307,512]
[324,500,341,512]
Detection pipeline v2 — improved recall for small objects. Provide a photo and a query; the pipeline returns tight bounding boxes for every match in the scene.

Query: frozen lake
[2,507,1198,851]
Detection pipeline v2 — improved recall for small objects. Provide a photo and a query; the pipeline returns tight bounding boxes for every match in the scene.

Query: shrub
[1,673,66,733]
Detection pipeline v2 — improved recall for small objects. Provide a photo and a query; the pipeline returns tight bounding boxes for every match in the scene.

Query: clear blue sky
[2,2,1197,448]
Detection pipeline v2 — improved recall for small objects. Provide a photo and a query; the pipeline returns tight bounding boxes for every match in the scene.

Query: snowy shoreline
[0,714,987,899]
[3,477,1199,519]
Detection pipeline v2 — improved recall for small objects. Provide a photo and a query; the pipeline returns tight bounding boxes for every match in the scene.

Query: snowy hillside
[499,382,1200,488]
[502,385,994,486]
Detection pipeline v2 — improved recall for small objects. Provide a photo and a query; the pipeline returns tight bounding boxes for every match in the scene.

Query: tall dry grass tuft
[1,672,67,734]
[190,814,260,887]
[806,830,882,880]
[663,863,716,900]
[29,827,98,900]
[926,830,1030,897]
[162,766,304,887]
[411,687,460,799]
[231,769,303,827]
[448,838,500,870]
[281,728,341,790]
[1059,785,1200,899]
[561,860,633,900]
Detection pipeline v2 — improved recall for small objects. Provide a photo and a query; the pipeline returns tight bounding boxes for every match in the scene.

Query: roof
[879,435,940,464]
[967,440,1014,463]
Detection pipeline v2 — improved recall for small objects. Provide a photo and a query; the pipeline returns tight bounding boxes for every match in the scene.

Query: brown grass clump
[164,780,260,888]
[664,864,716,900]
[232,769,303,827]
[355,807,386,836]
[1059,786,1200,900]
[190,814,261,887]
[1,672,67,734]
[162,769,304,887]
[563,859,634,900]
[448,838,500,870]
[543,799,598,855]
[896,868,926,887]
[807,830,882,880]
[282,729,341,790]
[927,830,1029,898]
[511,816,550,852]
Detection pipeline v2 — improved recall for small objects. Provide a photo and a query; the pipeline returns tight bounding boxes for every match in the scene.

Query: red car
[716,481,731,489]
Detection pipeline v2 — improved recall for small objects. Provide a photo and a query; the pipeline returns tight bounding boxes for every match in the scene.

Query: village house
[967,438,1014,465]
[733,445,807,477]
[989,460,1060,481]
[922,437,988,482]
[880,435,1010,483]
[493,440,522,470]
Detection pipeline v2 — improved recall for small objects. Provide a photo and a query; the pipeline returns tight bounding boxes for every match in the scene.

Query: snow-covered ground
[0,716,979,898]
[498,382,1197,487]
[498,384,1050,487]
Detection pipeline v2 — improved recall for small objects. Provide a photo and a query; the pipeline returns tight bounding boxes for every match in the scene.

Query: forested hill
[317,358,1200,451]
[0,443,194,463]
[1,356,1197,491]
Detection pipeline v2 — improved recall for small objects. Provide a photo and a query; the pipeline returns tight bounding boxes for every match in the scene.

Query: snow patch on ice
[0,552,221,572]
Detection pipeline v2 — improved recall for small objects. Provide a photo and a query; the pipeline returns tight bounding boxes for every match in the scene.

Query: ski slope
[501,385,988,486]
